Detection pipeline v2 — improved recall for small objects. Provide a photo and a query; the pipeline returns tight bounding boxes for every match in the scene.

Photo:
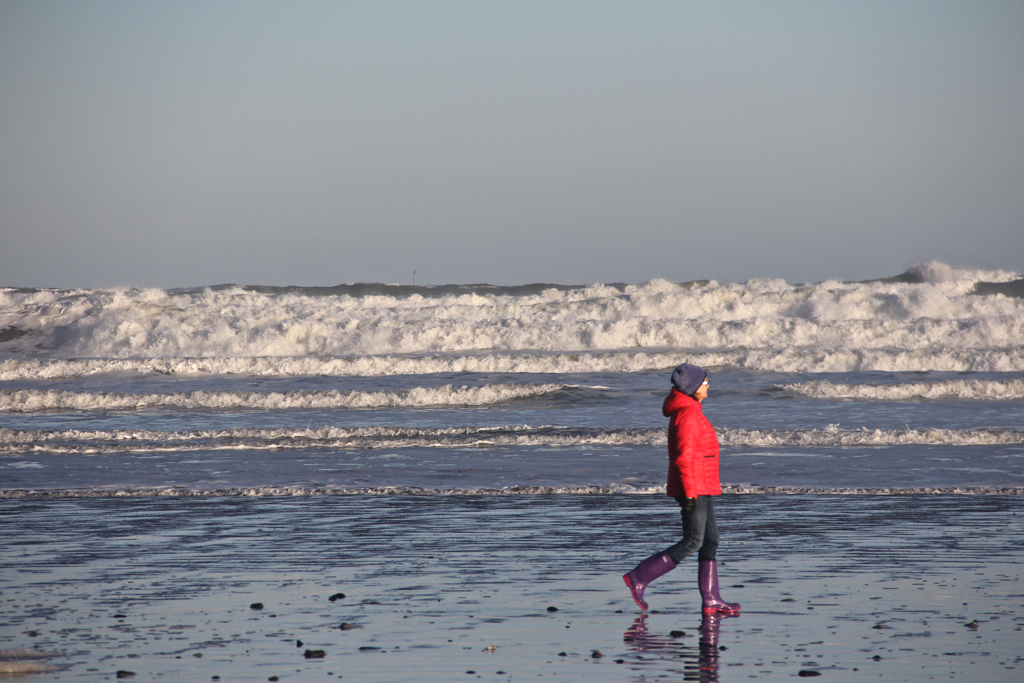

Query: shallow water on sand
[2,495,1021,681]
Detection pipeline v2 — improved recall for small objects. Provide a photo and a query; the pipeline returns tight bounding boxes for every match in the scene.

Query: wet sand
[2,495,1022,681]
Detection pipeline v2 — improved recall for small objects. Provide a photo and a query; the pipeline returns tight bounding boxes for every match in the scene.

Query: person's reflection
[622,613,730,682]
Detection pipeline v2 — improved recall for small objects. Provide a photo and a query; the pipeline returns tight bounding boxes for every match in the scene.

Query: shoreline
[2,495,1021,681]
[3,485,1024,499]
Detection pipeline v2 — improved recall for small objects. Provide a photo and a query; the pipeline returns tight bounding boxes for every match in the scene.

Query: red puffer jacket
[662,389,721,498]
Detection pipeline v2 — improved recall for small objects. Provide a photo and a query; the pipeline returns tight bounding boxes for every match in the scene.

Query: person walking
[623,363,741,614]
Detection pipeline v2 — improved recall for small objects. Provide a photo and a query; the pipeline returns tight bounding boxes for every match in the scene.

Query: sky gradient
[2,0,1022,288]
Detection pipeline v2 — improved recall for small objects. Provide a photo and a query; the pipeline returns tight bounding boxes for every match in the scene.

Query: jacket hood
[662,388,698,417]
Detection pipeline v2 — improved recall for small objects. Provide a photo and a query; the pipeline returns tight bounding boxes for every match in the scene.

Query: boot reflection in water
[621,613,731,682]
[695,613,725,682]
[622,614,651,647]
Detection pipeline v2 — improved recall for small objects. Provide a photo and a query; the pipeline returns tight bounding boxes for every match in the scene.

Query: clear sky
[1,0,1022,288]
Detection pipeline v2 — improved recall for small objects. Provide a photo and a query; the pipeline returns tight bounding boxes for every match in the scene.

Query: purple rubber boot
[698,560,741,614]
[623,552,677,610]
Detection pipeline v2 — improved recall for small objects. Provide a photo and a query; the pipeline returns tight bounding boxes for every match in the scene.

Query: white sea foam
[0,649,64,675]
[785,379,1024,401]
[2,263,1022,374]
[4,346,1024,381]
[1,484,1020,499]
[0,383,564,413]
[0,351,698,380]
[3,424,1021,455]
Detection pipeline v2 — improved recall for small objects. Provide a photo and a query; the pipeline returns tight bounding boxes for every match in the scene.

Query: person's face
[693,377,709,402]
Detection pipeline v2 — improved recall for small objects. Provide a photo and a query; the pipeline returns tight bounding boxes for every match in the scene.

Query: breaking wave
[5,348,1024,381]
[3,424,1021,454]
[1,484,1020,499]
[784,379,1024,401]
[2,263,1022,374]
[0,383,566,413]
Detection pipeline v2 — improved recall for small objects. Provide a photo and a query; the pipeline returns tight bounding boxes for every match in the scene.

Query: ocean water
[1,261,1023,497]
[2,263,1024,681]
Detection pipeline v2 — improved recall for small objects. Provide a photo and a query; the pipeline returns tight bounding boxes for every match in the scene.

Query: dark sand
[2,495,1022,681]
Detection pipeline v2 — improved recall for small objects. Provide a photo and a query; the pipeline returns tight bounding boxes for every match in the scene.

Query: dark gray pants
[665,495,719,564]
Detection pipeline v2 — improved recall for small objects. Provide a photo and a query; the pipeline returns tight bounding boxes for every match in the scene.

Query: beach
[3,494,1022,681]
[2,270,1023,680]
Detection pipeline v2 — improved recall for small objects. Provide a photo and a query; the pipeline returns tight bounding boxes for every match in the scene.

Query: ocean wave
[784,379,1024,401]
[0,383,564,413]
[0,424,661,453]
[2,263,1021,368]
[1,484,1020,499]
[4,346,1024,382]
[0,351,687,380]
[4,425,1021,454]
